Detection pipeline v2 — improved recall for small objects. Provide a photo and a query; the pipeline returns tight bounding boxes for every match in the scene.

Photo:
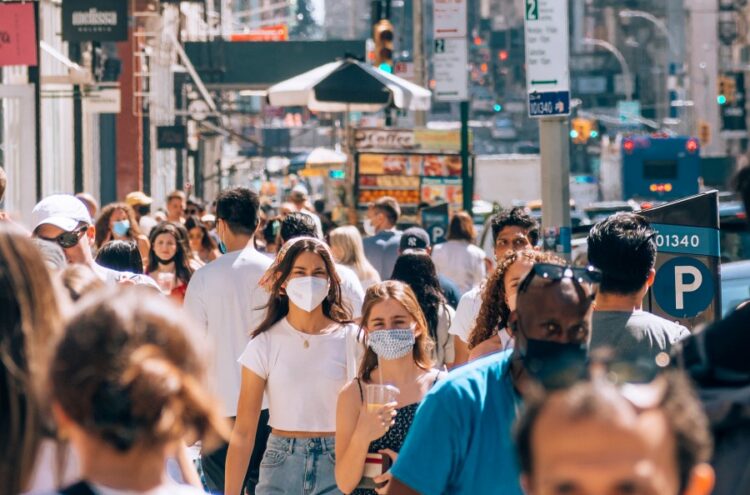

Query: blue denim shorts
[255,434,342,495]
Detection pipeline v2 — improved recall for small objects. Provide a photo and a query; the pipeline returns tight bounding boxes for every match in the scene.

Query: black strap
[355,377,364,403]
[432,371,444,386]
[59,481,97,495]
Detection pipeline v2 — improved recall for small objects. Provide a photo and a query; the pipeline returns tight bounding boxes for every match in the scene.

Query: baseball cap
[125,191,153,207]
[400,227,431,251]
[32,194,92,232]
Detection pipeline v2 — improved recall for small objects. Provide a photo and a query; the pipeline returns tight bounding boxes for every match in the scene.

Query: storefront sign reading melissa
[62,0,127,42]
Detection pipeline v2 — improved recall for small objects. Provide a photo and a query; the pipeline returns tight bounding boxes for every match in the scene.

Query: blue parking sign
[652,257,715,319]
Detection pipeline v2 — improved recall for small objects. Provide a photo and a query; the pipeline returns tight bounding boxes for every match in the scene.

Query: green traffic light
[493,104,502,112]
[378,63,393,73]
[718,94,727,105]
[570,130,579,139]
[590,130,599,138]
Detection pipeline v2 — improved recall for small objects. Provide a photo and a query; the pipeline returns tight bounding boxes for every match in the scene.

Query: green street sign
[526,0,539,20]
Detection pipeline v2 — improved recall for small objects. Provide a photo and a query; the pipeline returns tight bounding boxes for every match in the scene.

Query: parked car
[721,260,750,317]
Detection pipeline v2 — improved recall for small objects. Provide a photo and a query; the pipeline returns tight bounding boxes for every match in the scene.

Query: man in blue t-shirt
[388,264,596,495]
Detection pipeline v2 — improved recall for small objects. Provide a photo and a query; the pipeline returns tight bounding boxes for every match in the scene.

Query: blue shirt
[363,229,402,280]
[390,350,523,495]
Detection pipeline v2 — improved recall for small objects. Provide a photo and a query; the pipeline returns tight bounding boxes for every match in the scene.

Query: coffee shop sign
[354,129,417,151]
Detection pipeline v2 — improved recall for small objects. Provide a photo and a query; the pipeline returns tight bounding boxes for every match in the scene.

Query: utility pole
[413,0,426,126]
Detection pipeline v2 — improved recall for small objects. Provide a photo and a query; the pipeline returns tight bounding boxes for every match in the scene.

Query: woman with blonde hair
[335,281,443,495]
[329,226,381,290]
[467,249,563,361]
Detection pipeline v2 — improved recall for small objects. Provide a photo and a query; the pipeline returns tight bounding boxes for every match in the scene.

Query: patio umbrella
[267,58,431,112]
[290,147,347,173]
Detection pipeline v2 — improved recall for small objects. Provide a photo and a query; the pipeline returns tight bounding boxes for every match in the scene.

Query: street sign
[618,100,641,125]
[157,125,187,149]
[641,191,721,329]
[421,202,450,245]
[432,0,467,39]
[524,0,570,118]
[0,3,37,67]
[84,88,121,114]
[528,91,570,117]
[434,38,469,102]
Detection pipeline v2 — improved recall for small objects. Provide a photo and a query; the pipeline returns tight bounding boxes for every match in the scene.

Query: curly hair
[468,250,564,349]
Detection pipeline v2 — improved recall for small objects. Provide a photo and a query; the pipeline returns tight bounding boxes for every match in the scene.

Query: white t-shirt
[184,245,272,416]
[448,285,511,348]
[431,240,487,294]
[335,263,365,318]
[448,286,483,344]
[238,318,360,432]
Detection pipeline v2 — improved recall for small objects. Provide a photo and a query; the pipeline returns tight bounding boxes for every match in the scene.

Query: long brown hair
[147,222,194,285]
[252,237,351,337]
[50,286,229,453]
[0,224,62,494]
[95,203,143,247]
[358,281,435,382]
[468,250,564,349]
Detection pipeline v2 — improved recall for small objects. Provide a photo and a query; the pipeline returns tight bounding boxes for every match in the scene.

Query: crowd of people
[1,161,749,495]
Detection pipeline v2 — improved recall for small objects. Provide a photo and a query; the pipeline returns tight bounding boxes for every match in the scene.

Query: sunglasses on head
[38,225,88,249]
[532,351,671,408]
[518,263,602,295]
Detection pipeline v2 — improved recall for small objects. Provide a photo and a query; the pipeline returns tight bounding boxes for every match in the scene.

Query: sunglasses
[533,352,671,408]
[518,263,602,295]
[38,225,88,249]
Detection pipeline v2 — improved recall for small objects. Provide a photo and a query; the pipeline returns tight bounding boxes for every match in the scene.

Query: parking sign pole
[540,118,572,259]
[525,0,572,257]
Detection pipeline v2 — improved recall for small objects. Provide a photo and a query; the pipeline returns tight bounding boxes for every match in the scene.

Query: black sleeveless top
[351,372,442,495]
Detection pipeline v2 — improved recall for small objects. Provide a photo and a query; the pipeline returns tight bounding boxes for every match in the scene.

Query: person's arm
[175,441,202,488]
[335,381,396,493]
[225,367,265,495]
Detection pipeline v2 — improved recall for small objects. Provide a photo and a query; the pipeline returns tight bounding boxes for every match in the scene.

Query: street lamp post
[618,9,681,126]
[583,38,633,101]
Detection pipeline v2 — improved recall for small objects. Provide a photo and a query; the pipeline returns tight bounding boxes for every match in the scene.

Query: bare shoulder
[338,378,364,407]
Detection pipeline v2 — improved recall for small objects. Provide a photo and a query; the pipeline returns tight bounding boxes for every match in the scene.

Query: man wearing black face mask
[388,263,596,495]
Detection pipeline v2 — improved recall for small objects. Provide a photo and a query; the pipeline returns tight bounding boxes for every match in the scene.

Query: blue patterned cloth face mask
[368,328,415,360]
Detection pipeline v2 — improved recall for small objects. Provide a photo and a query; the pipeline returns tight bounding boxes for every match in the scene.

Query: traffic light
[718,75,736,105]
[698,120,711,146]
[373,19,394,72]
[570,118,594,144]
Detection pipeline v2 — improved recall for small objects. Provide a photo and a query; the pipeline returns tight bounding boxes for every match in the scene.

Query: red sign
[230,25,288,42]
[0,3,37,67]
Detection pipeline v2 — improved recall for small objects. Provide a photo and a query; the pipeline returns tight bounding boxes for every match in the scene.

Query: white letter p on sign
[675,266,702,310]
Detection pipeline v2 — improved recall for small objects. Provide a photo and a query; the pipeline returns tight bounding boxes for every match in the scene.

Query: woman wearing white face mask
[335,281,442,495]
[226,237,362,495]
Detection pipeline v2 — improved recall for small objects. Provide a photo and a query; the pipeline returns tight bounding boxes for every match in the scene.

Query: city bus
[621,135,701,201]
